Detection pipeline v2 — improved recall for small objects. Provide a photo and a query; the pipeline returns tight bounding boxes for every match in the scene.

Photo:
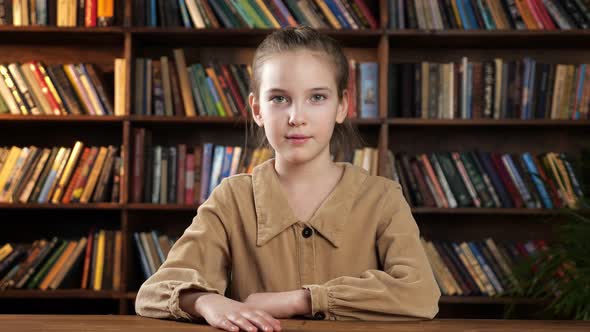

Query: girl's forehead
[260,50,337,89]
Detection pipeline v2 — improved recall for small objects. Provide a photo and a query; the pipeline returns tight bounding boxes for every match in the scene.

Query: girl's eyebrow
[265,87,332,94]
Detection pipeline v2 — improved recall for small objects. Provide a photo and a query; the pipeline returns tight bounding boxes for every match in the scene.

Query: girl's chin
[276,151,314,164]
[277,149,332,166]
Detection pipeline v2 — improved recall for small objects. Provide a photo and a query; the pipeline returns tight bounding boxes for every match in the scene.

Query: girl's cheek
[264,103,287,113]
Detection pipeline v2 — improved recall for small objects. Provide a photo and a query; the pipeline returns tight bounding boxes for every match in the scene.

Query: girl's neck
[273,151,340,188]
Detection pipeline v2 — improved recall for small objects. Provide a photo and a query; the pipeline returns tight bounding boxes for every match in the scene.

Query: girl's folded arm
[134,181,233,322]
[303,184,441,321]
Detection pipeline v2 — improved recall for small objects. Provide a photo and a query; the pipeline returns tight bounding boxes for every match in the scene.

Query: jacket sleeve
[302,183,441,321]
[135,179,233,322]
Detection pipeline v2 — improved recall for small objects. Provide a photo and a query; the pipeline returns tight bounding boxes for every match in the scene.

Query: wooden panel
[0,209,120,243]
[0,290,122,299]
[132,28,381,48]
[134,46,255,65]
[124,33,134,116]
[344,48,378,62]
[389,48,590,64]
[388,126,590,154]
[0,121,123,147]
[0,300,119,315]
[0,116,123,123]
[120,209,130,301]
[0,45,122,74]
[416,213,559,241]
[0,27,124,45]
[1,315,590,331]
[389,30,590,49]
[133,47,378,69]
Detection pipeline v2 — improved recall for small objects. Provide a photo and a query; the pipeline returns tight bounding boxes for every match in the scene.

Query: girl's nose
[288,105,306,127]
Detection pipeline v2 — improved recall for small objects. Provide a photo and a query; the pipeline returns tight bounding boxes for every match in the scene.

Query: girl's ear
[336,89,349,124]
[249,92,264,127]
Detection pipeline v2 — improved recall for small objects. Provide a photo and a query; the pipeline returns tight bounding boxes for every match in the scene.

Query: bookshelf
[0,0,588,319]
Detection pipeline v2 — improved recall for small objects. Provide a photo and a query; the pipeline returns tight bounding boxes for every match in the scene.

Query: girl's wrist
[179,290,204,318]
[294,289,312,316]
[180,291,215,318]
[194,292,221,316]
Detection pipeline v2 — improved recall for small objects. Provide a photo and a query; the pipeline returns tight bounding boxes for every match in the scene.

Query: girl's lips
[286,136,311,144]
[286,134,311,139]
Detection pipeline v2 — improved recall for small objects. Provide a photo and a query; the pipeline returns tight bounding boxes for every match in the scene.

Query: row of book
[134,0,378,30]
[135,49,379,119]
[132,128,274,204]
[340,146,379,176]
[0,62,122,116]
[0,142,123,204]
[0,0,122,27]
[134,53,252,117]
[2,141,584,210]
[388,59,590,120]
[133,230,178,280]
[386,151,585,209]
[0,228,122,291]
[131,136,383,205]
[9,57,590,121]
[422,237,544,296]
[389,0,590,30]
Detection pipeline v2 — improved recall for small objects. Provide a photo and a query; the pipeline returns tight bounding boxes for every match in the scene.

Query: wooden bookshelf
[0,115,125,123]
[0,290,123,299]
[130,27,383,48]
[439,296,542,305]
[387,30,590,48]
[0,203,122,210]
[387,119,590,126]
[1,0,588,319]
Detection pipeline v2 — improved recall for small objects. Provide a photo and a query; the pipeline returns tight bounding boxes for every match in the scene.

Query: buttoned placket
[296,221,330,320]
[296,222,316,287]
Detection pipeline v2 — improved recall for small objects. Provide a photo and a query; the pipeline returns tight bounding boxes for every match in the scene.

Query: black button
[314,311,326,320]
[302,227,313,238]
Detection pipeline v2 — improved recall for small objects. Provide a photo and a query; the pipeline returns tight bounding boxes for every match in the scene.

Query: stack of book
[422,237,547,297]
[133,230,178,280]
[0,228,122,291]
[134,0,379,30]
[386,151,584,209]
[388,58,590,120]
[333,146,380,176]
[0,0,122,27]
[0,142,123,204]
[136,50,379,119]
[389,0,590,30]
[132,128,274,205]
[134,54,252,117]
[0,62,118,116]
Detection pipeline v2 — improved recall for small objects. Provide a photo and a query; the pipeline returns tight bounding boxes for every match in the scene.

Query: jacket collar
[252,158,368,248]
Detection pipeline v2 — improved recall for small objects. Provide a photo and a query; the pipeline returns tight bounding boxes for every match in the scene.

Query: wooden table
[1,315,590,331]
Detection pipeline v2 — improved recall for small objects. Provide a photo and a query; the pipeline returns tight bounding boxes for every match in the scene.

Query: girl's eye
[311,94,326,102]
[270,96,288,103]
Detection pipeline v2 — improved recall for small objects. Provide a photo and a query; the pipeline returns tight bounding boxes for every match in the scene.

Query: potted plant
[507,150,590,320]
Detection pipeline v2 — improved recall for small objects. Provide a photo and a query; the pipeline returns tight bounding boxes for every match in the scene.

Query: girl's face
[249,50,348,165]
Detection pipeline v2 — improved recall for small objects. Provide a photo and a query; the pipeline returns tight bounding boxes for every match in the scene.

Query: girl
[135,26,440,332]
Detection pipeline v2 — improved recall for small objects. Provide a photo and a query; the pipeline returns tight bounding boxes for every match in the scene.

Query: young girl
[135,26,440,331]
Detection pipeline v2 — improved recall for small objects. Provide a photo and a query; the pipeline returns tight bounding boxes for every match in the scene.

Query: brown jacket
[135,158,440,321]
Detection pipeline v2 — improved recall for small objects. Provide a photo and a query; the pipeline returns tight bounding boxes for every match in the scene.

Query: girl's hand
[243,290,311,319]
[195,293,282,332]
